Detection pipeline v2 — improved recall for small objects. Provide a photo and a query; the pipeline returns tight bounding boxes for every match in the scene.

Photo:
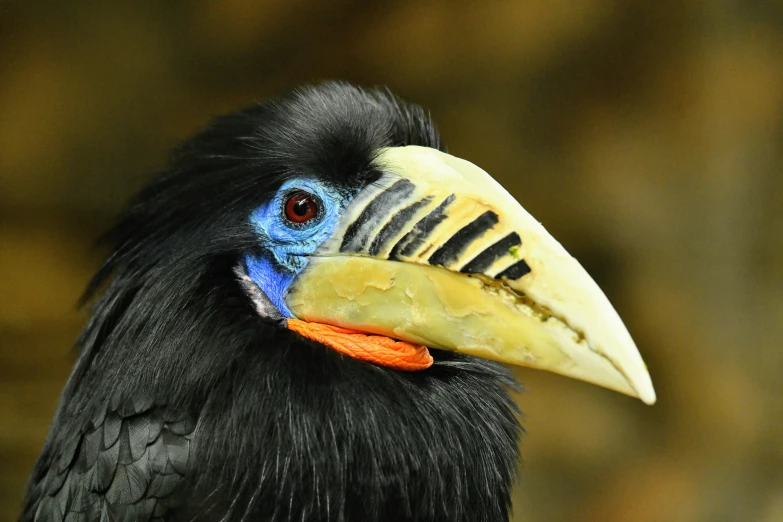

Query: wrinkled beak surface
[286,146,656,404]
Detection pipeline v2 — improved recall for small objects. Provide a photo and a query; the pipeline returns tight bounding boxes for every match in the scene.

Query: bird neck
[183,328,523,522]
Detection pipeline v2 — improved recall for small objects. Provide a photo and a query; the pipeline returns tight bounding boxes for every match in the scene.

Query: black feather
[26,405,194,522]
[20,82,522,522]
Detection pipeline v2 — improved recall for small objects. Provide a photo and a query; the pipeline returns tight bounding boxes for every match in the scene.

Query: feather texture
[24,405,192,522]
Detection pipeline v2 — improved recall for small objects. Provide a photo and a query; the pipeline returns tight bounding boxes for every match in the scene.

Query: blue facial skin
[245,178,355,318]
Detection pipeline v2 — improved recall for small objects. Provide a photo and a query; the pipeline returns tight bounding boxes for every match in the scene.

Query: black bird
[20,82,655,522]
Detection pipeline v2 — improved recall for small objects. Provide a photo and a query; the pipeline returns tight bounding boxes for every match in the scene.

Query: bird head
[83,82,655,404]
[185,87,653,406]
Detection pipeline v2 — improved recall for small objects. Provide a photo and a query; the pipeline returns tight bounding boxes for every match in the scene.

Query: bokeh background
[1,1,782,520]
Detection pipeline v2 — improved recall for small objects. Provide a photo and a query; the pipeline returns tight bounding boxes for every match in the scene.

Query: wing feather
[24,405,195,522]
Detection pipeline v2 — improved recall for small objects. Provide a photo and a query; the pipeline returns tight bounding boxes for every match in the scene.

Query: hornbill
[20,82,655,522]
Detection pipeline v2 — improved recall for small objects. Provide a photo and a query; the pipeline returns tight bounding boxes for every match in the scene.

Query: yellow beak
[286,146,656,404]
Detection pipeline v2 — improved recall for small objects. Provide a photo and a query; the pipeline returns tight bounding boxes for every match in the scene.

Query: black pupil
[292,197,311,216]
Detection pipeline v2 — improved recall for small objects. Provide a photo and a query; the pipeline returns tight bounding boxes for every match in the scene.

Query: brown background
[1,1,782,521]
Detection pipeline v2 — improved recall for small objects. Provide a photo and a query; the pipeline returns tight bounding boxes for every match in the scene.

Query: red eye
[284,192,319,224]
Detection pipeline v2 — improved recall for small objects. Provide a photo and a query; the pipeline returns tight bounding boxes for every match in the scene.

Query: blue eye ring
[280,189,324,228]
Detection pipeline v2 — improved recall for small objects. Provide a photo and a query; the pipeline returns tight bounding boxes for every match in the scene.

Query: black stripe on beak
[495,259,532,280]
[369,196,433,256]
[389,194,456,260]
[460,232,521,274]
[427,211,499,268]
[340,179,415,253]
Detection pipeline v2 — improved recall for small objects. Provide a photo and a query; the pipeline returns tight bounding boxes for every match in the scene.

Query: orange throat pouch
[286,319,433,372]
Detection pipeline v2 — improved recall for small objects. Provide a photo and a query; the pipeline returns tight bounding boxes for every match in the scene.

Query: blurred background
[1,1,782,520]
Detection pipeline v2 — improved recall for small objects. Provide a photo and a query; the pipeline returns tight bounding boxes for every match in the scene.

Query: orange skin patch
[287,319,433,371]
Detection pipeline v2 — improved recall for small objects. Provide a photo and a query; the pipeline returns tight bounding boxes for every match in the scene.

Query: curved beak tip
[635,369,657,405]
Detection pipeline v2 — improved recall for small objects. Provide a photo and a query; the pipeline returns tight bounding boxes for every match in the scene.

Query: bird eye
[283,191,321,225]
